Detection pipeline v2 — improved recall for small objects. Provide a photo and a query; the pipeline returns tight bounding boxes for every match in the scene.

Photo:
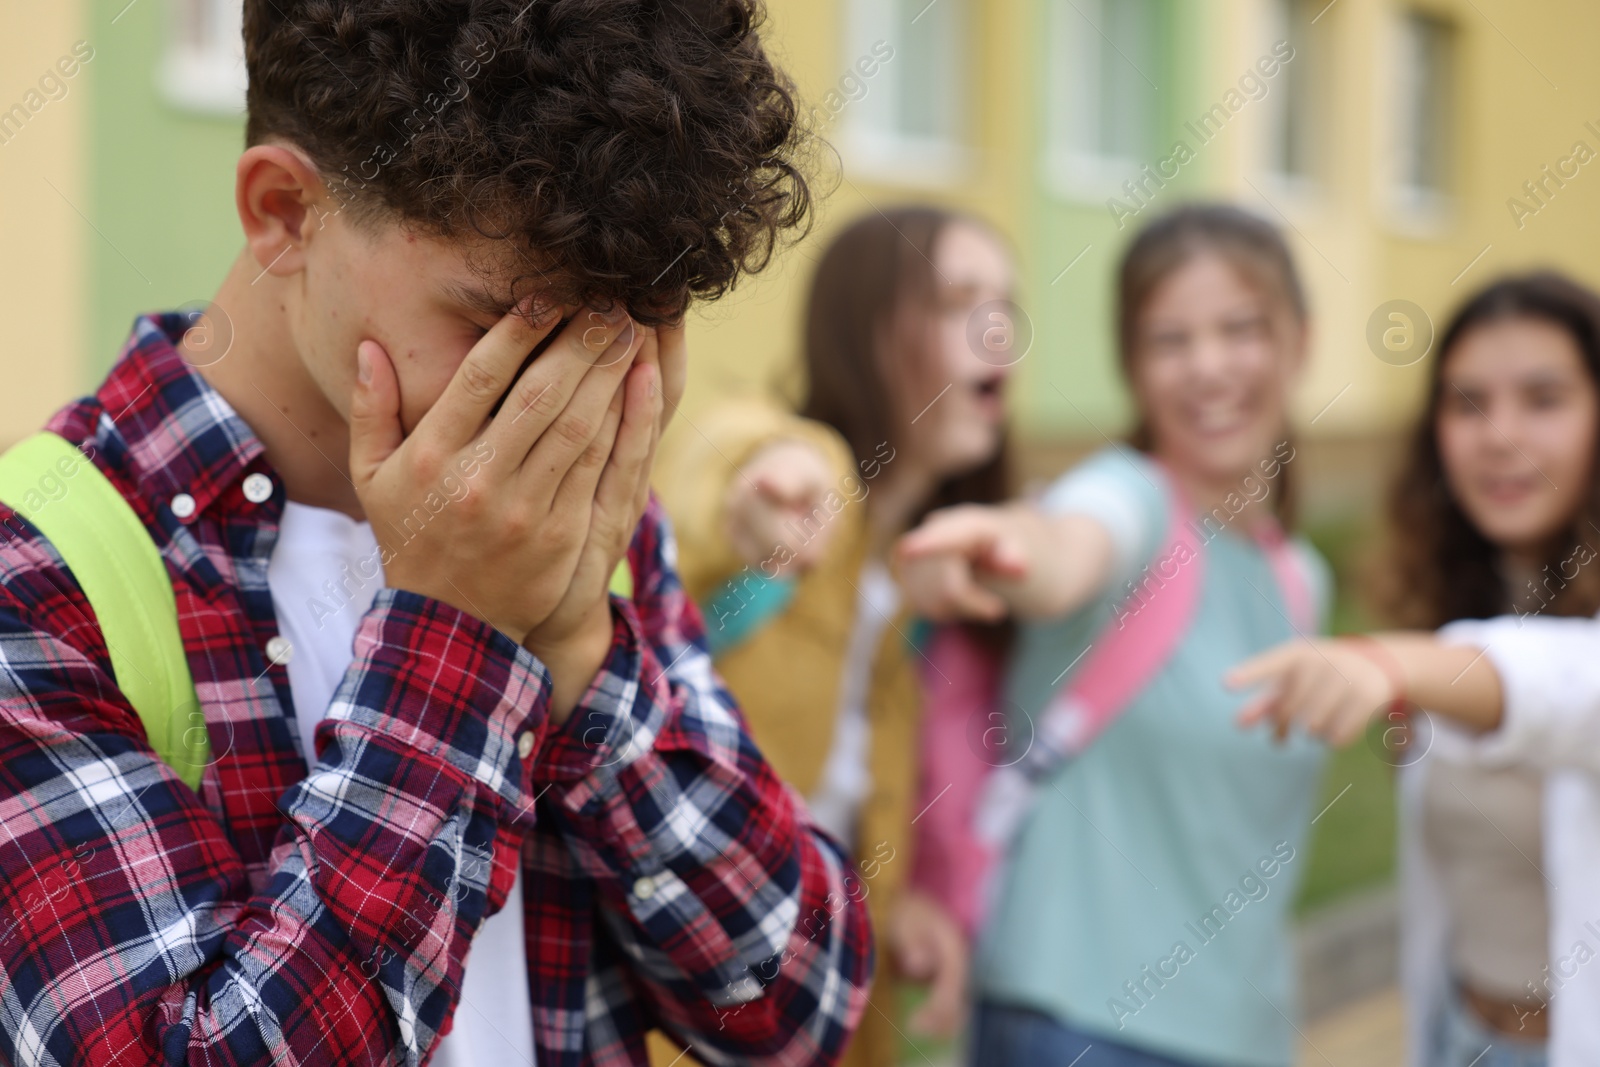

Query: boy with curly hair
[0,2,871,1065]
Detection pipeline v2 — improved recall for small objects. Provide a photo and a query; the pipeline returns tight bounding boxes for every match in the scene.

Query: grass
[1292,514,1398,915]
[1292,729,1398,915]
[896,985,959,1066]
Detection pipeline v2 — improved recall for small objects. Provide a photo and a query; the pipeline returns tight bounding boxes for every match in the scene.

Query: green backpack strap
[0,432,207,791]
[608,558,633,600]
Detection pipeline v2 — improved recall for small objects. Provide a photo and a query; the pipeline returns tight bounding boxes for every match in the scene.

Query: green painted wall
[88,0,245,375]
[1017,0,1217,441]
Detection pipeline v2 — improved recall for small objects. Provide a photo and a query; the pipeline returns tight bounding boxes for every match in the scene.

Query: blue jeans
[1429,984,1548,1067]
[970,1002,1207,1067]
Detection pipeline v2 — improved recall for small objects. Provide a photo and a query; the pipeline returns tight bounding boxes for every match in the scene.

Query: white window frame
[1384,8,1455,232]
[160,0,247,116]
[836,0,970,186]
[1041,0,1162,202]
[1257,0,1319,199]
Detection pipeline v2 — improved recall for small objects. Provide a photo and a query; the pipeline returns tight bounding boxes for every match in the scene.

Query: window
[839,0,968,181]
[1391,11,1455,214]
[1262,0,1319,185]
[159,0,246,115]
[1044,0,1161,197]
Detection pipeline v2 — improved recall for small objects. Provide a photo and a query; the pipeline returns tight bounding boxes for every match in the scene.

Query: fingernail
[356,344,373,385]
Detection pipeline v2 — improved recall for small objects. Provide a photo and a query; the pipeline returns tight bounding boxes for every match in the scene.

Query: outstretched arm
[1436,613,1600,774]
[654,398,858,602]
[1227,632,1505,746]
[895,503,1117,622]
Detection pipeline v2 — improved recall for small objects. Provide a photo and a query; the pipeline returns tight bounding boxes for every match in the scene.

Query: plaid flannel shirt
[0,313,872,1067]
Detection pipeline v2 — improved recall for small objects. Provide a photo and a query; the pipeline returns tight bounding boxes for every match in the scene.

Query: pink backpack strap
[1252,518,1316,632]
[1024,469,1204,765]
[1026,469,1315,765]
[913,466,1202,936]
[912,462,1317,936]
[909,625,1006,940]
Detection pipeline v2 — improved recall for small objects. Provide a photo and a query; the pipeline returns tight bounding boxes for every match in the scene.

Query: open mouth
[967,373,1008,420]
[1479,475,1537,504]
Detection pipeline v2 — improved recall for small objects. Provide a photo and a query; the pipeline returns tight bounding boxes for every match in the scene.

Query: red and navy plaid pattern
[0,313,872,1066]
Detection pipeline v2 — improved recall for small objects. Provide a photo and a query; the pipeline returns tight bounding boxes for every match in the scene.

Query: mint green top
[975,446,1330,1067]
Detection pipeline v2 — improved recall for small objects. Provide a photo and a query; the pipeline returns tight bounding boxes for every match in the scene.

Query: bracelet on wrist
[1344,634,1409,714]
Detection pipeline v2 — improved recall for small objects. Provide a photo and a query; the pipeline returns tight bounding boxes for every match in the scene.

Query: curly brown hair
[243,0,813,325]
[1381,271,1600,627]
[800,206,1015,652]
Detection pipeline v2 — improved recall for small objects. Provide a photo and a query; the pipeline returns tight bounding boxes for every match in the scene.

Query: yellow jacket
[647,399,921,1067]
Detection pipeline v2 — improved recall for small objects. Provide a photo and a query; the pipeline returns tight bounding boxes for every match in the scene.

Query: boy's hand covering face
[522,321,668,650]
[519,319,674,722]
[348,303,655,647]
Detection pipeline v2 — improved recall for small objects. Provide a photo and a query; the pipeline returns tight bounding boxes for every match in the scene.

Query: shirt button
[265,636,293,665]
[632,875,656,900]
[516,731,535,760]
[242,473,274,504]
[170,492,197,520]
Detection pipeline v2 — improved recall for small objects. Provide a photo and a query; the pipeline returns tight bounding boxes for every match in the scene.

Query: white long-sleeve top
[1400,614,1600,1066]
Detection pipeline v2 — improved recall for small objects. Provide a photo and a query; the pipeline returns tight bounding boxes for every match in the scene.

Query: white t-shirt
[266,501,536,1067]
[806,560,899,852]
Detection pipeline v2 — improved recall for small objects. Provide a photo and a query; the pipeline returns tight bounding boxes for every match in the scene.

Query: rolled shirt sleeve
[1437,612,1600,775]
[532,497,874,1065]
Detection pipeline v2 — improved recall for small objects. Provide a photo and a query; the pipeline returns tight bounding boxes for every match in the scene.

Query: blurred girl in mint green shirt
[898,204,1329,1067]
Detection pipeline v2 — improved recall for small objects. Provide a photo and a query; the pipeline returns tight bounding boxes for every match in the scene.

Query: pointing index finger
[1224,642,1300,691]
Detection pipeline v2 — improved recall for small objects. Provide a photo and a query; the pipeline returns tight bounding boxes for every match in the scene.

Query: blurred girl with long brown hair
[651,206,1018,1065]
[1232,272,1600,1066]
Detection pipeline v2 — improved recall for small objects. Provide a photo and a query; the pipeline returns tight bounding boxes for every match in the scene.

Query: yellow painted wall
[1210,0,1600,435]
[1208,0,1395,436]
[675,0,1031,429]
[1373,0,1600,414]
[0,1,89,443]
[9,0,1600,459]
[683,0,1600,450]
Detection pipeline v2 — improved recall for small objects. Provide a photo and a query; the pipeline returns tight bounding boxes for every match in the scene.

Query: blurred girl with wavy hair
[651,205,1019,1065]
[1233,272,1600,1066]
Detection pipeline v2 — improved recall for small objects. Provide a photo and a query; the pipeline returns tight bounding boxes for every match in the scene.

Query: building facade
[4,0,1600,482]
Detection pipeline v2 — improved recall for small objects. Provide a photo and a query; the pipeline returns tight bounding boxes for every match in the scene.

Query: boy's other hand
[522,324,666,721]
[724,439,839,576]
[894,505,1028,622]
[349,304,642,648]
[655,318,687,430]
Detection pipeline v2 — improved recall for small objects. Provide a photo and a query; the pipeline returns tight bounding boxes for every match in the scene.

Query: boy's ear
[235,144,329,280]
